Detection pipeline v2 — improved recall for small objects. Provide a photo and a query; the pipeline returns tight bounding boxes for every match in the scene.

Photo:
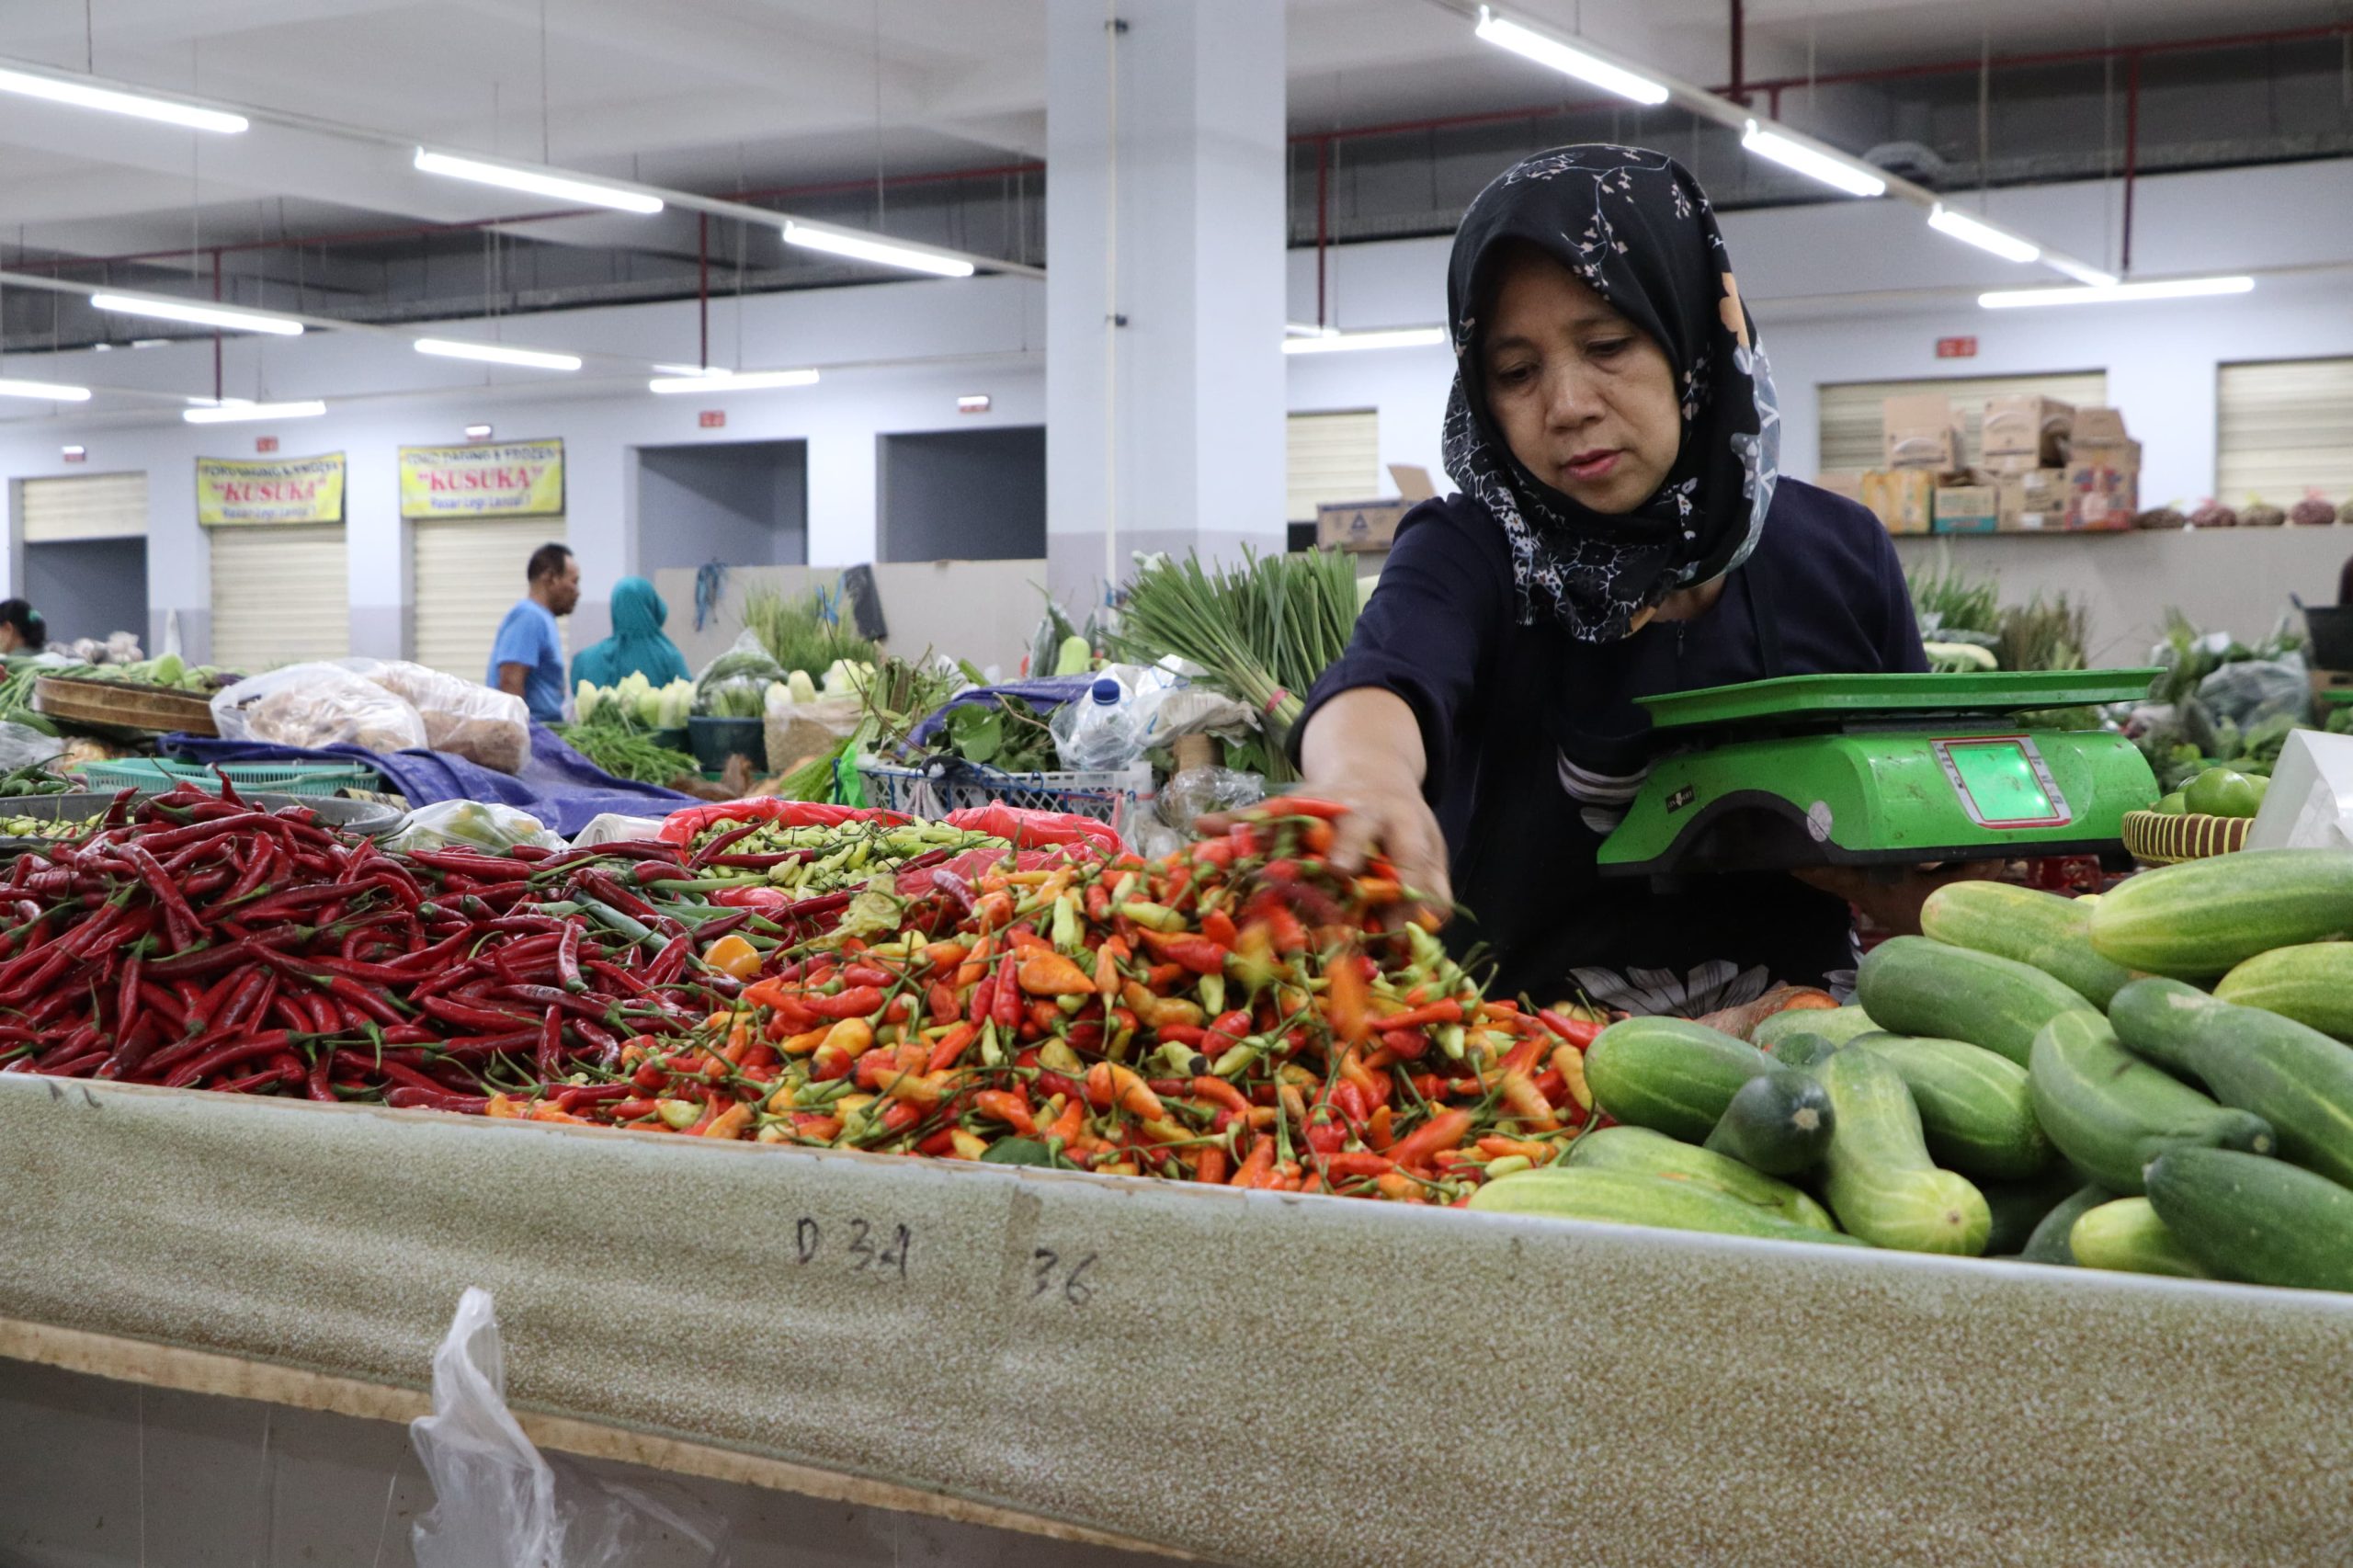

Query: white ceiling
[0,0,2339,259]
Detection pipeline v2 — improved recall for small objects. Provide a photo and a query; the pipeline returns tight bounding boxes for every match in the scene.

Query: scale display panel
[1933,737,2073,829]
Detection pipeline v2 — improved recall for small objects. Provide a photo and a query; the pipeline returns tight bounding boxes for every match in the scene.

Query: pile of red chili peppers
[502,796,1606,1204]
[0,781,834,1107]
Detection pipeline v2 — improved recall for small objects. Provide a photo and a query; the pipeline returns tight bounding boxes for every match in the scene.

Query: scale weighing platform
[1596,668,2162,878]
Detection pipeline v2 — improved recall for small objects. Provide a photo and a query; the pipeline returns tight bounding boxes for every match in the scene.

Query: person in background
[570,575,691,692]
[0,600,47,655]
[489,543,580,723]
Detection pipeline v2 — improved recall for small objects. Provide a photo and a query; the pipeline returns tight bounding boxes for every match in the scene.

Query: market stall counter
[0,1074,2342,1568]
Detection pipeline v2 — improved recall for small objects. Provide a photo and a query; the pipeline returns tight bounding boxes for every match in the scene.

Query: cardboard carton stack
[1842,393,2141,536]
[2062,406,2141,531]
[1862,393,1972,535]
[1315,464,1438,554]
[1980,394,2073,533]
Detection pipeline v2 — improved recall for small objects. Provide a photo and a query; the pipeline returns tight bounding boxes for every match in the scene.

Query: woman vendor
[570,575,692,692]
[1298,145,1966,1015]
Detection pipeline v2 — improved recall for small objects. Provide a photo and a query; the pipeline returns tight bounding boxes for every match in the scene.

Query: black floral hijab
[1442,145,1779,641]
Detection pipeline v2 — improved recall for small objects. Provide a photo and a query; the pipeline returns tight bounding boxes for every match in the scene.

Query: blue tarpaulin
[164,724,694,836]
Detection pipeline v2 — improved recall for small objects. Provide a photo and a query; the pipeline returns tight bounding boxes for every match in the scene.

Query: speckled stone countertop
[1,1074,2347,1567]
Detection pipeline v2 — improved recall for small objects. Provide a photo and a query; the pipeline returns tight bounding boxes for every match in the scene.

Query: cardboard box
[2064,445,2141,531]
[1982,395,2075,464]
[1316,464,1438,552]
[1981,451,2046,476]
[2071,406,2131,450]
[1933,483,1999,535]
[1995,469,2070,532]
[1862,467,1936,535]
[1883,393,1965,471]
[1813,470,1866,505]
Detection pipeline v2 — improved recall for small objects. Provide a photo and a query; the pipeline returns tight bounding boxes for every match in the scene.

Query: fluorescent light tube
[415,337,582,371]
[1285,322,1336,338]
[183,400,326,424]
[413,149,664,215]
[91,293,303,336]
[1282,327,1448,356]
[0,378,91,402]
[781,221,976,278]
[1473,7,1668,106]
[0,64,246,133]
[648,369,820,394]
[2046,256,2121,288]
[652,363,711,377]
[463,424,494,439]
[1980,276,2256,309]
[1928,205,2040,265]
[1742,121,1886,198]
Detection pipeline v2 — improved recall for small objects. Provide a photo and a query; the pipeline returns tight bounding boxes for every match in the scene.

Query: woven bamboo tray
[2122,807,2252,864]
[33,675,217,737]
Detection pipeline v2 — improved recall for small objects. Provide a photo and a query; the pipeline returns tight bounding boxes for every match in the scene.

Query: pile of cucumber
[1474,853,2353,1296]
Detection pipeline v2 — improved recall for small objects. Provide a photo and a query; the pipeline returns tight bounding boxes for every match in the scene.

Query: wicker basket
[2123,809,2252,865]
[34,675,217,736]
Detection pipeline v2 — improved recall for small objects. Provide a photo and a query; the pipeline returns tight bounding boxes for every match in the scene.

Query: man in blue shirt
[488,542,580,722]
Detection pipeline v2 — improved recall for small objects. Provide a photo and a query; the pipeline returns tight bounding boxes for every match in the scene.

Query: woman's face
[1480,246,1682,515]
[0,625,22,654]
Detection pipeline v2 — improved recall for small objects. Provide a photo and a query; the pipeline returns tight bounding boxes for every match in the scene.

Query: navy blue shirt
[1301,478,1928,1001]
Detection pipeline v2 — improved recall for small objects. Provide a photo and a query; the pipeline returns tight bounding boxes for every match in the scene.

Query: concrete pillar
[1044,0,1288,610]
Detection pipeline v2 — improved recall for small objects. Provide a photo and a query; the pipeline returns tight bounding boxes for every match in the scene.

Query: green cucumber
[1466,1166,1865,1246]
[1754,1004,1877,1051]
[1979,1167,2088,1256]
[2109,979,2353,1189]
[1568,1125,1836,1231]
[2067,1197,2210,1278]
[2027,1009,2277,1195]
[1856,936,2090,1066]
[1919,880,2134,1009]
[1851,1032,2053,1180]
[2145,1147,2353,1293]
[1701,1066,1835,1176]
[2213,943,2353,1042]
[1583,1017,1768,1143]
[2018,1182,2113,1265]
[1812,1046,1992,1256]
[2089,848,2353,978]
[1768,1032,1839,1071]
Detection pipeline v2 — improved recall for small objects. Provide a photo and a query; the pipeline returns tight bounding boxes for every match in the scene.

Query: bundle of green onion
[1111,547,1363,735]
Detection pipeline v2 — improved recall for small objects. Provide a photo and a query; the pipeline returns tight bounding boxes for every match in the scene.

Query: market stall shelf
[1,1075,2345,1568]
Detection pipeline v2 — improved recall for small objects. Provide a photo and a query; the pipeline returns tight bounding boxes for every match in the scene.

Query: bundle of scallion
[1111,547,1364,738]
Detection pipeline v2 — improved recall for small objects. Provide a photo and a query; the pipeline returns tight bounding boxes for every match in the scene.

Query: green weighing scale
[1597,668,2162,879]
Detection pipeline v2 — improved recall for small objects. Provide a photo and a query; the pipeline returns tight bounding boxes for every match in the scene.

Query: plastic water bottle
[1057,677,1142,771]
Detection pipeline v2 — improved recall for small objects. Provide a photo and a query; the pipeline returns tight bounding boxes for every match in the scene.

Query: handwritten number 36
[1031,1248,1097,1306]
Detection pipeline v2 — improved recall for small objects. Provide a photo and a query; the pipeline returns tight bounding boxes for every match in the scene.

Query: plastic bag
[2198,654,2310,732]
[410,1288,726,1568]
[348,658,530,774]
[942,802,1121,852]
[0,722,63,777]
[1156,767,1267,834]
[570,812,671,847]
[693,629,787,720]
[385,799,566,854]
[210,663,429,753]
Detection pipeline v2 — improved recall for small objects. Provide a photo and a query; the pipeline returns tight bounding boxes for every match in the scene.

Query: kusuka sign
[195,452,347,526]
[399,437,564,519]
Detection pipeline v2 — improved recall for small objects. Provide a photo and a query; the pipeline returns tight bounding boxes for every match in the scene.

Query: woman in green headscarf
[571,576,693,691]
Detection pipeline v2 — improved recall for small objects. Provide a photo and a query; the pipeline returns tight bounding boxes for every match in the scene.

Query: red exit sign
[699,410,725,429]
[255,435,279,452]
[1936,335,1978,359]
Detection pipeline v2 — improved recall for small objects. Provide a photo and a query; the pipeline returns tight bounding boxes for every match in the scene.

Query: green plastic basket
[74,757,382,799]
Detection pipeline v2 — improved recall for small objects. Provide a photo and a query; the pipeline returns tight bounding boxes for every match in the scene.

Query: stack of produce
[1491,859,2353,1295]
[562,675,699,784]
[489,798,1603,1198]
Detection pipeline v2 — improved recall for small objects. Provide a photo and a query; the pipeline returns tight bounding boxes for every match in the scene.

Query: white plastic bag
[570,812,671,847]
[0,722,63,777]
[410,1289,727,1568]
[384,799,565,854]
[210,663,429,753]
[347,658,531,774]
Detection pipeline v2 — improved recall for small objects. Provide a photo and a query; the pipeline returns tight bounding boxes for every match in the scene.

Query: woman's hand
[1300,687,1453,918]
[1790,860,2001,937]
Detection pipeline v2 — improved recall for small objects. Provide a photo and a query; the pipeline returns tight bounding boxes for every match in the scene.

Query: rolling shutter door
[414,517,568,680]
[2217,358,2353,507]
[1817,370,2109,475]
[20,472,146,541]
[208,524,349,669]
[1287,411,1379,522]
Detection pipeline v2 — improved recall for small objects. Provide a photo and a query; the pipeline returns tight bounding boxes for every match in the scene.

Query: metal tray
[0,790,405,856]
[1636,667,2161,731]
